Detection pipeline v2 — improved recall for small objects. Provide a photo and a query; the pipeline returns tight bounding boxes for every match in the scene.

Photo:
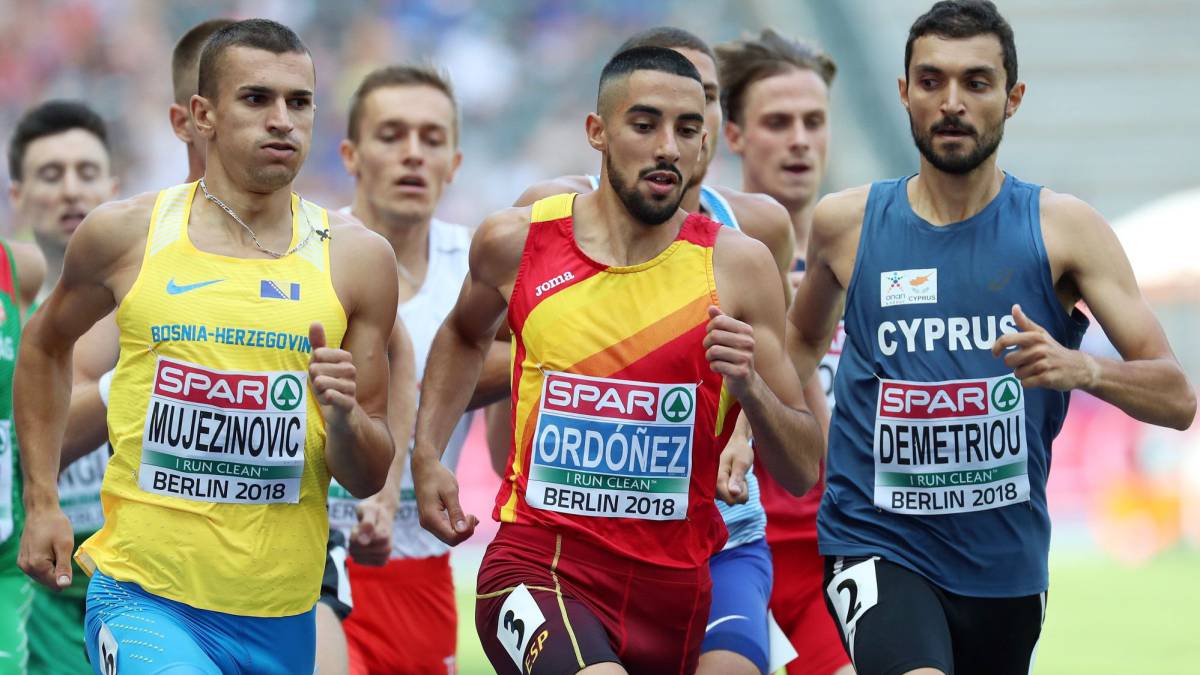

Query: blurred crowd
[0,0,767,230]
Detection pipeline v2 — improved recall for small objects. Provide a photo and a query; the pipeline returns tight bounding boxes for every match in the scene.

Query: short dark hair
[598,46,703,115]
[346,64,459,143]
[615,27,716,65]
[716,29,837,125]
[197,18,310,100]
[8,100,109,181]
[906,0,1018,91]
[172,18,236,104]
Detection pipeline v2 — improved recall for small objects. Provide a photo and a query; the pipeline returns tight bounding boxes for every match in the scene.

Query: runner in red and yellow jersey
[413,46,823,675]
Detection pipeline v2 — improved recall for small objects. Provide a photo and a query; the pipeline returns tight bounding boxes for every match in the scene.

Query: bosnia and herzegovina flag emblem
[260,280,300,301]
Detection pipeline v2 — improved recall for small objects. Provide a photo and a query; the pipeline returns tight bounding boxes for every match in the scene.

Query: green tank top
[0,240,24,558]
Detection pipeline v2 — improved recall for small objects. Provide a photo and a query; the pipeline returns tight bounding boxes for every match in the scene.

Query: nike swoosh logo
[166,278,224,295]
[706,614,749,633]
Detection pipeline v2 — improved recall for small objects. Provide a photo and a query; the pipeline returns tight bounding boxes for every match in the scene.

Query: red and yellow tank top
[77,182,347,616]
[495,193,739,569]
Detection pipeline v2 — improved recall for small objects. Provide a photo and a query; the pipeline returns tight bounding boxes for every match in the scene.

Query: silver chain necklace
[198,177,322,258]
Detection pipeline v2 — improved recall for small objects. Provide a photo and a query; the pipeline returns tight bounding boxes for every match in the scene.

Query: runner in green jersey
[0,233,47,672]
[6,100,115,674]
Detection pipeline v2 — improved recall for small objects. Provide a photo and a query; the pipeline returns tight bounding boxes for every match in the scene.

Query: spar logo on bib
[873,374,1030,515]
[661,387,694,423]
[991,376,1021,412]
[270,375,304,411]
[527,371,696,521]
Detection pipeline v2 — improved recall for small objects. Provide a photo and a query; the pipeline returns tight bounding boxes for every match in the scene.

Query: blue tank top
[818,174,1088,596]
[587,175,765,548]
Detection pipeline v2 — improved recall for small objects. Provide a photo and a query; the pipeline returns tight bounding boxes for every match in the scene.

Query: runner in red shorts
[330,64,509,674]
[412,46,824,675]
[717,31,853,675]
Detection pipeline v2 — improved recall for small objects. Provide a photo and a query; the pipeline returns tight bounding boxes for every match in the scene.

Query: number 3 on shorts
[497,584,547,672]
[825,557,880,660]
[98,622,119,675]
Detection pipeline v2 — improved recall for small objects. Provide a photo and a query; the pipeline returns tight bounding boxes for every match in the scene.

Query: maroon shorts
[769,538,851,675]
[476,523,712,675]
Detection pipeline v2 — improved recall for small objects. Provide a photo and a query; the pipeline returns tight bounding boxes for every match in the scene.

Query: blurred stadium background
[3,0,1198,673]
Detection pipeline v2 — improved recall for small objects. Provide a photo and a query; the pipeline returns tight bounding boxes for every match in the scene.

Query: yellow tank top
[77,182,347,616]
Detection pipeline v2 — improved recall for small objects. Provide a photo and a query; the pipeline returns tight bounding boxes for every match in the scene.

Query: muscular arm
[721,188,796,305]
[994,192,1195,430]
[61,312,120,468]
[712,230,823,495]
[346,317,417,564]
[787,189,865,386]
[382,318,417,504]
[321,222,400,497]
[413,209,527,544]
[466,339,513,410]
[16,198,144,588]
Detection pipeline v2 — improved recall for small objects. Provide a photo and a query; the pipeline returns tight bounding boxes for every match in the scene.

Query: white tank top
[328,217,474,559]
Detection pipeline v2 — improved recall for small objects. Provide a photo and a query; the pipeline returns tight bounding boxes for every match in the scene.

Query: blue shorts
[84,570,315,674]
[702,537,773,674]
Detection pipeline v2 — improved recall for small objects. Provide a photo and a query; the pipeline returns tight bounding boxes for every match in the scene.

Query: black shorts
[822,556,1045,675]
[318,529,353,620]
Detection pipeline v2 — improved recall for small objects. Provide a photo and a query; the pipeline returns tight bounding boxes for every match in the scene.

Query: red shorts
[769,538,850,675]
[344,554,457,675]
[476,523,711,675]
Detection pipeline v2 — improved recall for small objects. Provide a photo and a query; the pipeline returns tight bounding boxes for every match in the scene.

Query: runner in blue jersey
[788,2,1197,674]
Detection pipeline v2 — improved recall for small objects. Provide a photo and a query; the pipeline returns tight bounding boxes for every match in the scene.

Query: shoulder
[70,193,156,261]
[1037,187,1119,270]
[714,225,775,273]
[513,175,594,207]
[715,186,792,248]
[6,240,46,299]
[326,209,394,262]
[1038,187,1108,233]
[473,207,533,256]
[811,184,870,243]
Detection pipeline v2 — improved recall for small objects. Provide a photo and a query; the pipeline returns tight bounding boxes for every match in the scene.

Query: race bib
[497,584,547,671]
[97,621,119,675]
[825,557,880,660]
[874,375,1029,514]
[0,420,12,542]
[138,357,307,504]
[526,371,695,521]
[59,445,109,533]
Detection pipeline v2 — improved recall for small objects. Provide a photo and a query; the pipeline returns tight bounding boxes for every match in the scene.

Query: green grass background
[450,549,1200,674]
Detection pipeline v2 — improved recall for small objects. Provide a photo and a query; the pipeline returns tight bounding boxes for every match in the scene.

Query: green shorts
[0,537,34,674]
[27,534,91,675]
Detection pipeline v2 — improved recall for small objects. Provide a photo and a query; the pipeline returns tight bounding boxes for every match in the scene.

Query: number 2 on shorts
[825,557,880,661]
[497,584,547,671]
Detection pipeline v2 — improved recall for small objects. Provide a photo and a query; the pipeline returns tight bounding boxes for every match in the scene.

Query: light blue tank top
[818,174,1088,596]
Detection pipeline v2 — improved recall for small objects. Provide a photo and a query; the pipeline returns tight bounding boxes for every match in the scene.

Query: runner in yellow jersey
[15,19,398,675]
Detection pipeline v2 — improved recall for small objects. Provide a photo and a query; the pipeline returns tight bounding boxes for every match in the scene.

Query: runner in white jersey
[330,64,510,675]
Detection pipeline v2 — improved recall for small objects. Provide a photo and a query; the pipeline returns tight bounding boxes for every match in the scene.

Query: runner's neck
[909,161,1005,226]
